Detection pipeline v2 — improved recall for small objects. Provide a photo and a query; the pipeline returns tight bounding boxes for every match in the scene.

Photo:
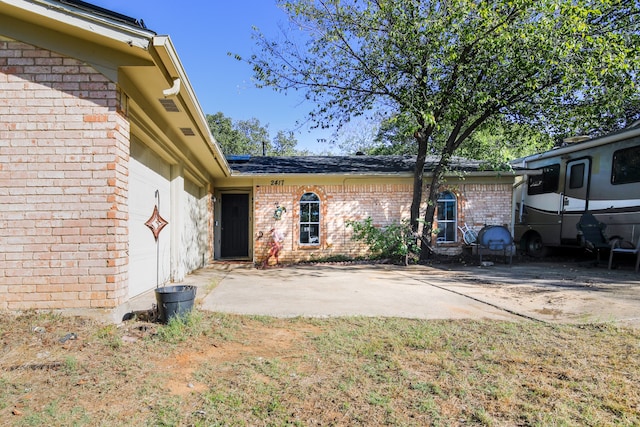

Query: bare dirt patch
[154,323,319,396]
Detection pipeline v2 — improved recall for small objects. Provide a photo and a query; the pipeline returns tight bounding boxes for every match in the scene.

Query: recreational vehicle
[513,126,640,257]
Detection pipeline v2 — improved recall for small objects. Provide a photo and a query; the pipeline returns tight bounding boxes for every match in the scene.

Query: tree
[235,117,271,155]
[207,112,249,156]
[369,113,418,155]
[455,120,555,166]
[245,0,639,258]
[273,130,306,155]
[332,119,379,154]
[207,112,308,156]
[362,114,554,160]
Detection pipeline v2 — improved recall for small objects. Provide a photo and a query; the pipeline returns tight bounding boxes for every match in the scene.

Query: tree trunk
[419,160,447,260]
[410,133,429,231]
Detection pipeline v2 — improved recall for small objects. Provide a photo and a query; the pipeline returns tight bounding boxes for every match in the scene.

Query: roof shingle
[227,155,501,175]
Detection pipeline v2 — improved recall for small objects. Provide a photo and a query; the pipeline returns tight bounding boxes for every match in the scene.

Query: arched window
[436,191,457,243]
[300,192,320,244]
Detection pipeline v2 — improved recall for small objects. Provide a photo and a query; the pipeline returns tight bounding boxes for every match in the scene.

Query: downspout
[163,78,181,97]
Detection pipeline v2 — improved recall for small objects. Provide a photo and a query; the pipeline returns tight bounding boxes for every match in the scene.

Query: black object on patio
[576,212,610,265]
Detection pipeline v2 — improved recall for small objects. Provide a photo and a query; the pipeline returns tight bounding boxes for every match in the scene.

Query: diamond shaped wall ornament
[145,205,168,241]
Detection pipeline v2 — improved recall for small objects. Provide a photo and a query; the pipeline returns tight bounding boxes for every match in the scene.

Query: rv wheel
[526,233,548,258]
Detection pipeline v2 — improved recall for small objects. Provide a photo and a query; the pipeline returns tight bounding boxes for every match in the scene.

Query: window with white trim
[299,192,320,244]
[436,191,457,243]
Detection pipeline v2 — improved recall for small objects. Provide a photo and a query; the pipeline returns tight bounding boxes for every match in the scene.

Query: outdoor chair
[576,212,610,265]
[458,223,478,245]
[608,236,640,273]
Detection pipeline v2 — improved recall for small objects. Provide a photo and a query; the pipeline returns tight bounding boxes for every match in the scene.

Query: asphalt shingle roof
[227,155,499,175]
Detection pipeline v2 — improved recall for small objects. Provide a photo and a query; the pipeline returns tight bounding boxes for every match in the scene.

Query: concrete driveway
[130,260,640,327]
[200,264,519,321]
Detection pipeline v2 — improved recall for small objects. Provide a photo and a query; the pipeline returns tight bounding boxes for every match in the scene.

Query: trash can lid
[478,226,513,249]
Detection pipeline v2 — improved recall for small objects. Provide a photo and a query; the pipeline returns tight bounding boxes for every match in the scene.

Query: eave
[0,0,230,179]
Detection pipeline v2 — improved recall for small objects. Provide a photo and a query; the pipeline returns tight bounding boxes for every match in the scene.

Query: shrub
[346,217,420,264]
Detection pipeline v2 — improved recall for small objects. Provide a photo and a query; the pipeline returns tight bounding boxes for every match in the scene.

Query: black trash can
[155,285,197,324]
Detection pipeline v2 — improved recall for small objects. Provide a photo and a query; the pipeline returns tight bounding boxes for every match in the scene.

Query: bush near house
[347,217,420,264]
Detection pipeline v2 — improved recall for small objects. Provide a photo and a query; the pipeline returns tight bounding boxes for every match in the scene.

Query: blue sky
[89,0,334,153]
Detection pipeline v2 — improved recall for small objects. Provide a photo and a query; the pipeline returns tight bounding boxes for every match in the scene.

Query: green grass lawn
[1,311,639,426]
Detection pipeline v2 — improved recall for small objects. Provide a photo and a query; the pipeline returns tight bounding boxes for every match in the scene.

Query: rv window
[612,146,640,185]
[528,164,560,195]
[569,163,585,189]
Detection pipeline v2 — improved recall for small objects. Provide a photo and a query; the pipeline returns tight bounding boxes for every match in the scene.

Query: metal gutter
[3,0,156,49]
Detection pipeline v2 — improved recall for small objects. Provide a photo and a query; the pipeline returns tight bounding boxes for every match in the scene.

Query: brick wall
[458,183,513,231]
[253,180,512,265]
[0,39,129,310]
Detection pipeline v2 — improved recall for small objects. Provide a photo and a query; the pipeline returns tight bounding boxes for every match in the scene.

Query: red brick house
[1,0,517,317]
[216,156,515,265]
[1,0,228,317]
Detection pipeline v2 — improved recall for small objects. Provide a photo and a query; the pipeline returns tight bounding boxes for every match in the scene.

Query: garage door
[128,139,171,298]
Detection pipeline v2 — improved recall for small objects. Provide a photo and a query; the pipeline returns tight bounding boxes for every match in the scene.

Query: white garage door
[128,139,171,298]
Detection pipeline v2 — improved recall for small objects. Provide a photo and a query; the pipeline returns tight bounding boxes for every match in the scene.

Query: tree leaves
[206,112,309,156]
[245,0,640,250]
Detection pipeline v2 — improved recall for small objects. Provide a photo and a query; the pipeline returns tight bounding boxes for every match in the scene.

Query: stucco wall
[253,179,513,265]
[0,39,129,310]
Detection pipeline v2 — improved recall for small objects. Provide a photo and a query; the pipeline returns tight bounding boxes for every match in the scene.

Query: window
[569,163,585,189]
[612,145,640,185]
[527,164,560,195]
[299,192,320,244]
[436,191,456,243]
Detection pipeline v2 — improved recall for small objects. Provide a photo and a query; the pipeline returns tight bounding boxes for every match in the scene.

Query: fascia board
[151,35,231,177]
[228,171,516,179]
[2,0,154,49]
[229,171,413,178]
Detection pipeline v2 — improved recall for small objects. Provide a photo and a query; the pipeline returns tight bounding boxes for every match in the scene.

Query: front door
[561,158,591,241]
[220,194,249,258]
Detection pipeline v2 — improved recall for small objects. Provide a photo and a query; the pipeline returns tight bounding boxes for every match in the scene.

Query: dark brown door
[220,194,249,258]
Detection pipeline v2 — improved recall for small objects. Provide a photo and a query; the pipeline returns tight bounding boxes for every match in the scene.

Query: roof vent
[562,135,590,145]
[159,98,179,112]
[180,128,195,136]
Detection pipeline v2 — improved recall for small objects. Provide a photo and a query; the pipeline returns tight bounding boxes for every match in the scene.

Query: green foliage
[94,324,122,350]
[346,217,419,264]
[207,112,309,156]
[250,0,638,137]
[155,310,206,344]
[368,112,418,155]
[456,120,555,164]
[246,0,640,253]
[366,114,555,161]
[272,130,300,155]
